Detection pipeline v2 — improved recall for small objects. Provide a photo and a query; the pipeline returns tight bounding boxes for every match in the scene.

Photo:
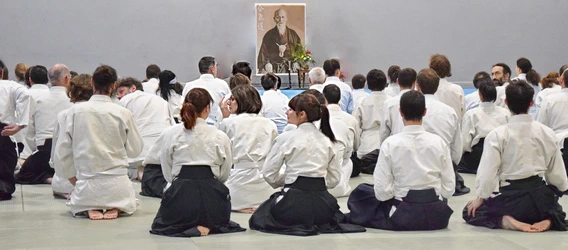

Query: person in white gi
[250,92,366,236]
[380,68,417,145]
[430,54,465,120]
[259,73,288,134]
[156,70,183,123]
[218,85,277,213]
[465,80,568,232]
[491,63,513,109]
[17,64,73,184]
[304,89,353,198]
[308,67,326,93]
[534,71,563,113]
[346,90,455,231]
[142,64,160,95]
[465,72,491,111]
[416,68,469,195]
[323,59,354,114]
[0,59,31,200]
[51,74,93,199]
[56,65,143,220]
[512,58,541,118]
[352,69,389,175]
[351,74,369,110]
[116,77,174,180]
[182,56,231,126]
[458,78,510,174]
[385,65,401,97]
[536,70,568,134]
[150,88,245,237]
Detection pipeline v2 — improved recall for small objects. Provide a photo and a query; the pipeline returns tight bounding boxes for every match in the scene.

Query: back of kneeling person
[464,80,568,232]
[347,90,455,231]
[149,88,245,237]
[249,93,366,236]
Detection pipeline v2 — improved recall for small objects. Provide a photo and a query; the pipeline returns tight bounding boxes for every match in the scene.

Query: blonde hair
[14,63,29,82]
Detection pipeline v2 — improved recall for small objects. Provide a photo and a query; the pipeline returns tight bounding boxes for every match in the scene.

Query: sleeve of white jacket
[124,112,144,158]
[13,84,32,127]
[263,138,287,188]
[374,142,394,201]
[475,131,501,199]
[217,133,233,183]
[440,142,456,198]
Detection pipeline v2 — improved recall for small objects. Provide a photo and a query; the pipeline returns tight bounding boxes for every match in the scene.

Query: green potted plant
[291,43,316,88]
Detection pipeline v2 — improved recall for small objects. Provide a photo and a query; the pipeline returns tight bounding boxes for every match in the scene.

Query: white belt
[233,161,264,170]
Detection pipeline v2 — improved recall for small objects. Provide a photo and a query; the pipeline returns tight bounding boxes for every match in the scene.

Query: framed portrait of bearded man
[256,3,306,75]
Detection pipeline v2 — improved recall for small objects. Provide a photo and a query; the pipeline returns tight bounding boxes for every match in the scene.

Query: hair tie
[169,78,177,85]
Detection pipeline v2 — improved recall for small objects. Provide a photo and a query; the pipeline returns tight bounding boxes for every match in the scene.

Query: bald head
[49,64,70,86]
[274,9,287,27]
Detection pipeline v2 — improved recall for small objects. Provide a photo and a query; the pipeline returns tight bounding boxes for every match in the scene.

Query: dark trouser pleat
[458,139,484,174]
[453,163,470,196]
[360,149,379,175]
[350,152,361,178]
[140,164,167,198]
[562,140,568,177]
[463,176,567,231]
[150,166,245,237]
[249,176,366,236]
[347,184,453,231]
[16,151,53,184]
[0,135,17,200]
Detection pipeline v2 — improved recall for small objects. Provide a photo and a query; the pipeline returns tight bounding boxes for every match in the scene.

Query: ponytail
[526,69,540,87]
[181,102,198,130]
[318,105,336,143]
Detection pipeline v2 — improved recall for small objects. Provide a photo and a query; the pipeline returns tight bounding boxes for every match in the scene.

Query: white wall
[1,0,567,85]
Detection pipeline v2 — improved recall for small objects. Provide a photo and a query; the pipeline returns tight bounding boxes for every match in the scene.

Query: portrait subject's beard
[277,23,286,35]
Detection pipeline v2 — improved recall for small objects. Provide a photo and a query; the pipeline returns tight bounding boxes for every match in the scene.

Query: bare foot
[502,215,537,232]
[45,178,53,184]
[237,208,255,214]
[196,225,210,236]
[531,219,551,232]
[88,210,104,220]
[103,208,119,220]
[137,167,144,181]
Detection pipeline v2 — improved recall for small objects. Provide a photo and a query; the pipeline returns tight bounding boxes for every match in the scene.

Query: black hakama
[463,175,567,231]
[350,152,362,177]
[347,184,453,231]
[16,139,54,184]
[458,138,485,174]
[140,164,167,198]
[562,140,568,176]
[0,124,17,200]
[249,176,366,236]
[150,165,246,237]
[453,163,470,196]
[360,149,379,174]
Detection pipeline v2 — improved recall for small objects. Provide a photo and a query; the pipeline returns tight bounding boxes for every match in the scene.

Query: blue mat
[262,88,477,99]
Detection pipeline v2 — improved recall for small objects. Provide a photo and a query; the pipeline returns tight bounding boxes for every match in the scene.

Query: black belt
[284,176,326,191]
[37,138,53,152]
[500,175,545,191]
[402,189,440,203]
[177,165,215,179]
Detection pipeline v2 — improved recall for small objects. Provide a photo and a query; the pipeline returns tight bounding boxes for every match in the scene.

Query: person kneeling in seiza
[150,88,245,237]
[346,90,455,231]
[249,93,366,236]
[464,79,568,232]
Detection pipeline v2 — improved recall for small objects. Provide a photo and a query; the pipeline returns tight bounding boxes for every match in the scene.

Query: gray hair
[308,67,326,84]
[48,64,70,86]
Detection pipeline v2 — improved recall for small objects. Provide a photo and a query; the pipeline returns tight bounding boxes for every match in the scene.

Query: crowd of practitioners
[0,54,567,237]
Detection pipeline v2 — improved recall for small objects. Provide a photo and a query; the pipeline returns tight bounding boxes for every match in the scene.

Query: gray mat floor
[1,174,567,250]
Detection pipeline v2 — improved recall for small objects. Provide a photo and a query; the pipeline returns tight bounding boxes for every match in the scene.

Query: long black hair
[158,70,183,101]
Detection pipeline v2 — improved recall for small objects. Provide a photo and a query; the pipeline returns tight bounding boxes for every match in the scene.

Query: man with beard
[492,63,512,109]
[257,8,302,74]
